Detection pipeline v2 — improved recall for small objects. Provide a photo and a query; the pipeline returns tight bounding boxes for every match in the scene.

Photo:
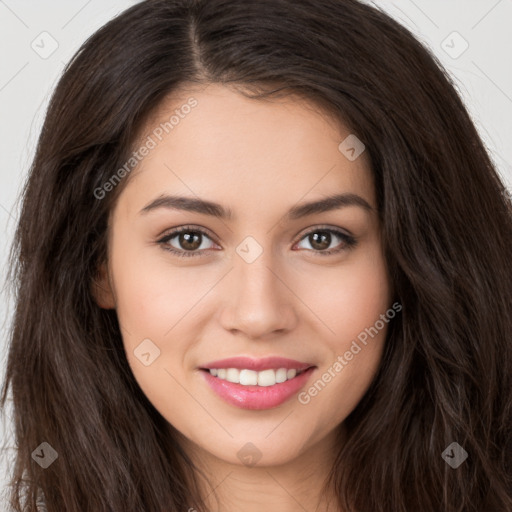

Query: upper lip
[200,356,314,372]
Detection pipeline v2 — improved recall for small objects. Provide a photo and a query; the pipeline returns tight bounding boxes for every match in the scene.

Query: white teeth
[275,368,287,383]
[257,369,276,387]
[287,369,296,379]
[225,368,240,383]
[208,367,305,386]
[239,369,258,385]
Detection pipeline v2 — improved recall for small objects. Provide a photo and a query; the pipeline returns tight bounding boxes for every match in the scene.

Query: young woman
[1,0,511,510]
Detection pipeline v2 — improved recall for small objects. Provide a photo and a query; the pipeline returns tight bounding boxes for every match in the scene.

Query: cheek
[109,241,221,403]
[296,244,390,346]
[110,242,207,339]
[108,245,200,410]
[295,245,390,418]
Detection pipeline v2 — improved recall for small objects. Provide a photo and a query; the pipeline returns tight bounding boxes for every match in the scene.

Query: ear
[91,262,116,309]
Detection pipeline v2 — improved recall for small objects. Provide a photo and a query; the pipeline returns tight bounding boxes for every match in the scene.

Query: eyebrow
[139,192,374,220]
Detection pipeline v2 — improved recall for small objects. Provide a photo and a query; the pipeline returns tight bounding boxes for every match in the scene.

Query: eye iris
[310,231,331,251]
[180,231,202,250]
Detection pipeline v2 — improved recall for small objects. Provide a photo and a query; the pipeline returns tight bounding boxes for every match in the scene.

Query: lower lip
[201,367,315,410]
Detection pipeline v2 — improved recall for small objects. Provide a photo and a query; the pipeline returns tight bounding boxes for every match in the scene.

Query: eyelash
[157,225,357,258]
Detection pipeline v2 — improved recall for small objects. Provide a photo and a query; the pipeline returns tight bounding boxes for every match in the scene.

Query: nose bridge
[236,248,277,299]
[220,236,297,337]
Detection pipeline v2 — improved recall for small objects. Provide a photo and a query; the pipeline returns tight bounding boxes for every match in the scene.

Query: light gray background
[1,0,511,506]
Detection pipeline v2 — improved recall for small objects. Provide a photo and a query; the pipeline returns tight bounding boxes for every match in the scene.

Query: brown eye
[308,231,332,251]
[158,227,218,258]
[295,228,357,255]
[177,231,202,251]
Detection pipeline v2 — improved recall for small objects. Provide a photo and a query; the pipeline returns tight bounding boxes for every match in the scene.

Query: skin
[93,83,392,512]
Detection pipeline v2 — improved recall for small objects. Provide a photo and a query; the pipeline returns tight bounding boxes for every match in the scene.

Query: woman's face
[95,83,392,467]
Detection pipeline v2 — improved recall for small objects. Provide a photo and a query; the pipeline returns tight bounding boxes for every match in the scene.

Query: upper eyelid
[158,225,219,244]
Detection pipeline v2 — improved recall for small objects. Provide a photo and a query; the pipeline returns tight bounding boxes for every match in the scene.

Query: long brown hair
[2,0,511,510]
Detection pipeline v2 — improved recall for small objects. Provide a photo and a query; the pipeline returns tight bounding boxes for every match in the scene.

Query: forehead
[116,83,375,219]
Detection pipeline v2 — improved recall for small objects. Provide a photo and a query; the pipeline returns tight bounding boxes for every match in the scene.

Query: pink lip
[199,357,316,410]
[200,356,312,372]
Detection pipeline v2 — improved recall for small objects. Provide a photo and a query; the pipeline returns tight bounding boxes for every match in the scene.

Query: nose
[219,246,298,340]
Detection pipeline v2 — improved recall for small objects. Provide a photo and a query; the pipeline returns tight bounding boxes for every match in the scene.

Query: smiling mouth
[200,367,311,386]
[199,365,316,410]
